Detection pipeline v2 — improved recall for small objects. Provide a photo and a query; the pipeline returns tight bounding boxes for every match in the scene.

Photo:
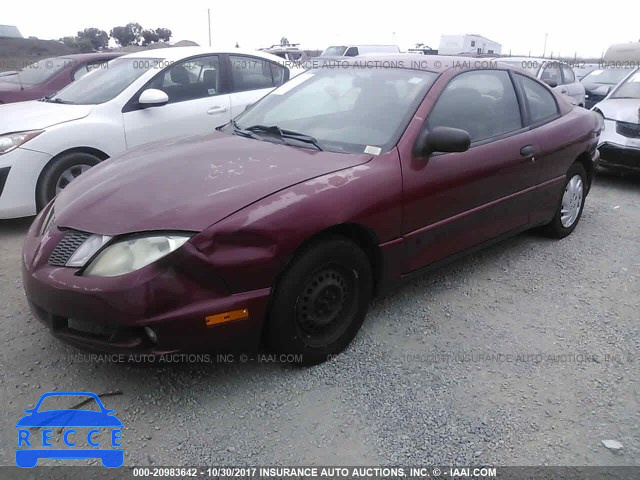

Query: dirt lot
[0,171,638,468]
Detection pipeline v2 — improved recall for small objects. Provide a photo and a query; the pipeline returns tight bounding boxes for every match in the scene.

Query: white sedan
[0,47,302,219]
[591,67,640,173]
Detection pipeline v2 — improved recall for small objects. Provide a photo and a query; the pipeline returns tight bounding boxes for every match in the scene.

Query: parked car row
[497,57,586,107]
[0,47,303,219]
[8,51,604,364]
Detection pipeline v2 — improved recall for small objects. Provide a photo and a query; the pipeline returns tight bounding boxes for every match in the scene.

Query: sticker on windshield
[271,73,315,95]
[364,146,382,155]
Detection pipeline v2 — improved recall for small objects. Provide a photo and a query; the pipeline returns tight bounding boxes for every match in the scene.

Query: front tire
[266,236,373,365]
[543,163,587,239]
[36,152,101,211]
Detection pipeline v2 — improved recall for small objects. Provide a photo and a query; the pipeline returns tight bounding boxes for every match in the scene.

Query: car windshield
[232,67,438,154]
[499,60,539,76]
[35,395,101,412]
[582,68,634,85]
[49,57,158,105]
[321,46,347,57]
[2,57,69,85]
[610,70,640,99]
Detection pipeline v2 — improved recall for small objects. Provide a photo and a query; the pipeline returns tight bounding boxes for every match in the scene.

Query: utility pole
[543,33,548,57]
[208,9,212,47]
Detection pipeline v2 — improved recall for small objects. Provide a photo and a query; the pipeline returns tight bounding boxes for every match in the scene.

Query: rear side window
[516,74,559,124]
[427,70,522,143]
[562,66,575,84]
[345,47,359,57]
[230,55,287,93]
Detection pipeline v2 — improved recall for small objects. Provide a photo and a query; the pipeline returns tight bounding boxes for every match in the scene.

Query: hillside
[0,37,77,71]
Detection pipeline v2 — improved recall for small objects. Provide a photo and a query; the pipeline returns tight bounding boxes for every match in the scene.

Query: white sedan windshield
[51,58,158,105]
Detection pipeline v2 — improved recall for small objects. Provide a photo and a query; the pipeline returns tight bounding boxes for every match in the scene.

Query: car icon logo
[15,391,123,468]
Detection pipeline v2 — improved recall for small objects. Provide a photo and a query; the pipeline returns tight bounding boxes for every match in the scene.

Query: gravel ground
[0,170,638,468]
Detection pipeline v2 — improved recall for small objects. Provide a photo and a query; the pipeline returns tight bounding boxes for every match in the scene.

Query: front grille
[616,121,640,138]
[0,167,10,198]
[68,318,118,338]
[48,231,92,266]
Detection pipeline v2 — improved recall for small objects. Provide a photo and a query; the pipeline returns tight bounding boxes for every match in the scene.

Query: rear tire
[36,152,101,211]
[266,236,373,365]
[543,163,587,239]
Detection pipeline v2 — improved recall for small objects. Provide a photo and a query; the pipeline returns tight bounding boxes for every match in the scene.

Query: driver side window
[148,55,220,104]
[427,70,522,144]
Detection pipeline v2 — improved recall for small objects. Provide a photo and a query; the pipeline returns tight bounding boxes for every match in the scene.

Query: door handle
[561,89,568,94]
[207,106,228,115]
[520,145,535,157]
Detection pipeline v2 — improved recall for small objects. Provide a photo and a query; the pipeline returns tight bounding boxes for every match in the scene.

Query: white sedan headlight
[0,130,43,155]
[83,234,191,277]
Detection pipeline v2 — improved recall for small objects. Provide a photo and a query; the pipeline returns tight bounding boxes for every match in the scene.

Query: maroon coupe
[21,56,602,364]
[0,52,122,104]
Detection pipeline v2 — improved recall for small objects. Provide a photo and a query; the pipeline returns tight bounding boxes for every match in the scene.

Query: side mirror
[138,88,169,107]
[545,79,558,88]
[414,127,471,157]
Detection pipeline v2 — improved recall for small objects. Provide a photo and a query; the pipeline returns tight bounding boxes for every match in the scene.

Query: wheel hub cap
[297,269,348,334]
[560,174,584,228]
[55,164,92,195]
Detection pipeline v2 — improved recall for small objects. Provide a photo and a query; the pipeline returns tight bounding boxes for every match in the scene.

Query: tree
[155,28,172,43]
[60,35,93,52]
[280,36,289,46]
[235,41,240,48]
[415,42,424,48]
[110,22,143,47]
[141,29,160,46]
[77,28,109,50]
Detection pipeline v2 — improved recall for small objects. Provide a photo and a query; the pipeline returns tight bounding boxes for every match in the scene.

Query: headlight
[593,108,605,133]
[83,234,191,277]
[0,130,43,155]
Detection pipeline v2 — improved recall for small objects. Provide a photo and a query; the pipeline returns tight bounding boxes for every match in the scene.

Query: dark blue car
[16,391,123,468]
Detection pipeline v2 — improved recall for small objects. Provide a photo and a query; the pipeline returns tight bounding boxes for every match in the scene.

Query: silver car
[498,57,586,107]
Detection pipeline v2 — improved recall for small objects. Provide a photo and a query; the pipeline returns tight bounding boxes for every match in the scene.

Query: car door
[399,69,540,272]
[122,55,232,149]
[560,64,585,106]
[513,73,577,225]
[227,55,289,118]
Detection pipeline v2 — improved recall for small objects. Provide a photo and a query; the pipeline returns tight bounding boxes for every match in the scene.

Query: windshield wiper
[220,119,263,140]
[245,125,323,151]
[42,96,73,104]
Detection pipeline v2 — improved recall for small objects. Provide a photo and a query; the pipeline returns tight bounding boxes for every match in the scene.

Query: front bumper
[597,119,640,171]
[21,216,270,355]
[0,147,52,219]
[598,143,640,171]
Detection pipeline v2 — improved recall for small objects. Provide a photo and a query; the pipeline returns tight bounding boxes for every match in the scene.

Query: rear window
[516,74,559,123]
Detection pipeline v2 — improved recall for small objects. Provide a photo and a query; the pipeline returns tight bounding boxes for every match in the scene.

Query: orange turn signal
[205,308,249,326]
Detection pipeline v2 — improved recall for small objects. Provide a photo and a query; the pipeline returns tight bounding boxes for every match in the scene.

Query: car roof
[120,46,288,64]
[54,52,124,62]
[311,54,526,74]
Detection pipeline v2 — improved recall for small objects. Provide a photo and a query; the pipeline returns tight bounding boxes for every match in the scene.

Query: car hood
[0,100,93,133]
[54,132,374,236]
[596,98,640,123]
[583,82,614,94]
